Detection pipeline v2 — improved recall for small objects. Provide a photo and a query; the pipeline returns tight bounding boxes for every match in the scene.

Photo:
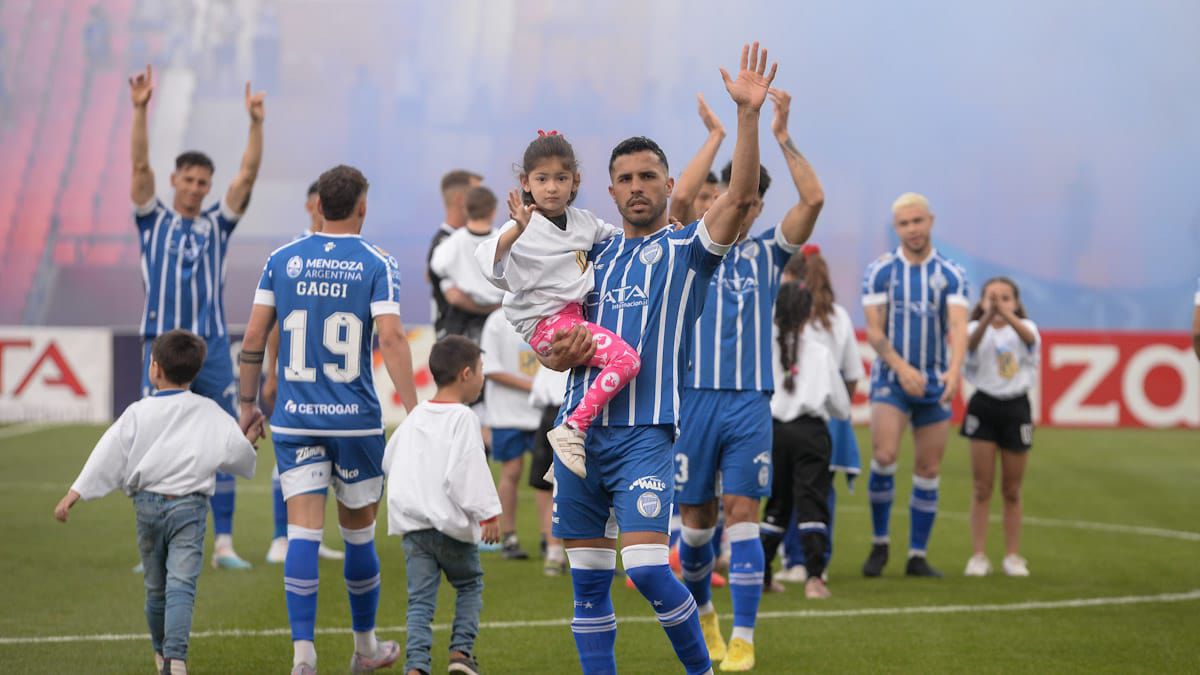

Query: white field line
[2,589,1197,646]
[0,424,50,440]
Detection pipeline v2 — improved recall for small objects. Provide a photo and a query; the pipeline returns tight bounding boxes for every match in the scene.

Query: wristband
[239,395,257,404]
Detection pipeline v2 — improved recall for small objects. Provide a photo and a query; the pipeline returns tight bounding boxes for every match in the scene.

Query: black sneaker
[448,653,480,675]
[905,555,943,578]
[862,543,889,577]
[501,536,529,561]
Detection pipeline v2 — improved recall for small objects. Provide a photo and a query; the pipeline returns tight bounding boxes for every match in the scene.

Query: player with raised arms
[860,192,969,578]
[533,42,775,675]
[237,165,419,675]
[129,65,263,570]
[670,84,824,671]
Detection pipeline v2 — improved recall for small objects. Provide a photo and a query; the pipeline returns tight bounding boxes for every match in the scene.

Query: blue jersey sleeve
[254,256,275,308]
[368,246,402,318]
[861,255,893,307]
[757,225,803,272]
[207,199,241,235]
[942,261,970,308]
[134,198,164,234]
[678,219,731,274]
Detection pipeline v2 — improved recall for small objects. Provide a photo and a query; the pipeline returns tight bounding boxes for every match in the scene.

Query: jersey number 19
[282,309,363,383]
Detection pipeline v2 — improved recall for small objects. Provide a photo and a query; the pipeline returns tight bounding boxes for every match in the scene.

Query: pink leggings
[531,303,641,433]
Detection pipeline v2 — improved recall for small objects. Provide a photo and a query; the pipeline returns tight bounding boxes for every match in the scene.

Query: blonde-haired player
[860,192,969,578]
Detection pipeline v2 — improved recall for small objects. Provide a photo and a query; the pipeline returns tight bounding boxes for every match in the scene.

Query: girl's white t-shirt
[475,207,620,340]
[963,319,1040,399]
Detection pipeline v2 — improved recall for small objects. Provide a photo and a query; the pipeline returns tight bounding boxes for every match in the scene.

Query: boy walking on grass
[384,335,503,675]
[54,329,262,675]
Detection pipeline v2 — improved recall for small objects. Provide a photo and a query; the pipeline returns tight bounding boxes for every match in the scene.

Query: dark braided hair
[775,280,813,393]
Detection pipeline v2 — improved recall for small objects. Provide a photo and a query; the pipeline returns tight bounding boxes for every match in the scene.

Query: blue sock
[623,545,710,675]
[677,526,715,609]
[726,522,763,639]
[210,472,235,536]
[272,473,287,540]
[567,548,617,675]
[868,460,897,542]
[284,525,321,641]
[909,475,940,556]
[825,486,837,567]
[341,524,381,633]
[783,513,804,568]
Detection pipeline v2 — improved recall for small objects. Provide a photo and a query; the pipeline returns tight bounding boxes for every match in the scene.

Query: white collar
[895,246,938,267]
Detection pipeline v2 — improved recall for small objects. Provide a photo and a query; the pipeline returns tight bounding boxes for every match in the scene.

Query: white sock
[354,629,378,656]
[698,600,715,616]
[169,659,188,675]
[731,626,754,644]
[547,544,565,563]
[293,640,317,668]
[214,534,233,553]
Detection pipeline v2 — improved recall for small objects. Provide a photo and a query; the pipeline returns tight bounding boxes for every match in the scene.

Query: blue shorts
[673,389,773,504]
[142,334,236,416]
[491,428,535,463]
[552,425,675,540]
[827,417,861,476]
[869,366,952,428]
[273,432,385,509]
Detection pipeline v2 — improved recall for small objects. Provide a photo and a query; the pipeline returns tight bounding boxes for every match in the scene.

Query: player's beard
[620,197,667,230]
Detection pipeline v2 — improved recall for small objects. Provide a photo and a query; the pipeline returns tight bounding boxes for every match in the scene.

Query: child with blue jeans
[384,336,502,675]
[55,330,262,675]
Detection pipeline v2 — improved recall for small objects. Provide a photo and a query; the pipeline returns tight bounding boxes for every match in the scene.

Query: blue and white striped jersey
[560,220,730,428]
[135,198,239,339]
[861,247,969,376]
[254,233,402,436]
[687,225,800,392]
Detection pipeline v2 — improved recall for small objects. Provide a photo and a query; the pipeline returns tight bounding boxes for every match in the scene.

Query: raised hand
[129,64,153,107]
[245,81,265,122]
[697,93,724,136]
[507,189,537,231]
[720,42,777,111]
[769,87,791,140]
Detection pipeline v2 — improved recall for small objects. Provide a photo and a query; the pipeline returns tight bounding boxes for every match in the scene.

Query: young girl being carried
[476,132,640,479]
[961,276,1039,578]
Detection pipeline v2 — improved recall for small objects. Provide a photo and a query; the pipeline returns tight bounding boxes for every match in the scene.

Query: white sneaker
[266,537,288,563]
[1003,554,1030,577]
[775,566,808,583]
[318,544,345,561]
[546,423,588,478]
[964,554,992,577]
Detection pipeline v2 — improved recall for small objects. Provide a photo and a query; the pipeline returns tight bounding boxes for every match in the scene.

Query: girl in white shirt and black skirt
[760,280,852,599]
[961,277,1039,578]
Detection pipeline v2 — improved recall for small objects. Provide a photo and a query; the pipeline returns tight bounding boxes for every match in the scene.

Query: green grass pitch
[0,424,1197,673]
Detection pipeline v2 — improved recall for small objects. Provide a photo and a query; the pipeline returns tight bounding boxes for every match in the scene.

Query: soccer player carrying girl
[477,132,638,479]
[961,277,1039,577]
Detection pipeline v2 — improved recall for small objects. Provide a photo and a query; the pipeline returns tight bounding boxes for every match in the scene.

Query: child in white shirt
[961,277,1040,579]
[383,335,502,675]
[476,132,638,479]
[54,330,262,675]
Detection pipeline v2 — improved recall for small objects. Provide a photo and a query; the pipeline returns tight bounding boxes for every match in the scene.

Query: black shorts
[527,405,558,491]
[960,391,1033,451]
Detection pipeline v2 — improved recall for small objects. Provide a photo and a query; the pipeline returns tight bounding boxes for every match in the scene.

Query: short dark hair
[175,151,214,174]
[704,171,719,184]
[608,136,669,174]
[465,186,498,221]
[306,181,319,197]
[441,170,482,195]
[720,161,771,198]
[151,329,207,386]
[428,336,482,387]
[317,165,369,220]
